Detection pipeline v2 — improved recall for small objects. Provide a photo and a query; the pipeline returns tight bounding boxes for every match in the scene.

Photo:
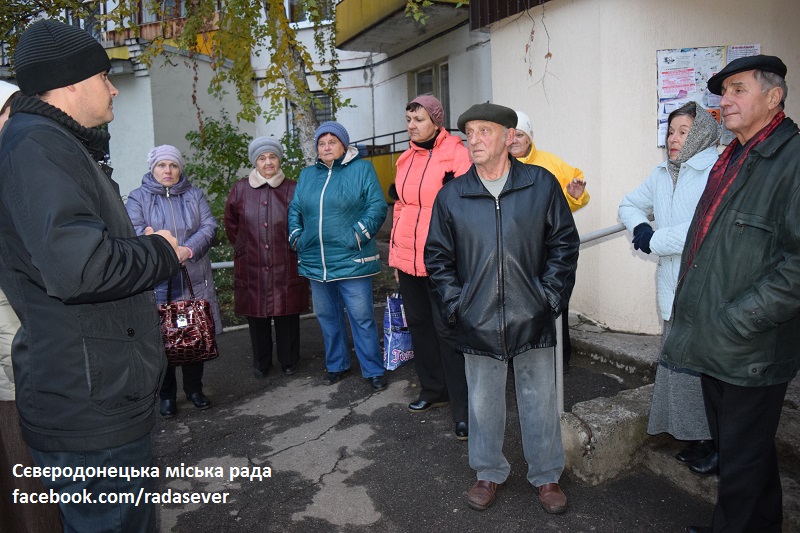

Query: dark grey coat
[0,110,178,452]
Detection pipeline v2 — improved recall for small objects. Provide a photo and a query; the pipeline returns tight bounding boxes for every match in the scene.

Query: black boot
[675,440,713,463]
[689,450,719,476]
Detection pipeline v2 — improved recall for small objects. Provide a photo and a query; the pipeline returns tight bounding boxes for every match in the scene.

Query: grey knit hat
[314,121,350,148]
[248,137,283,167]
[148,145,184,174]
[14,20,111,96]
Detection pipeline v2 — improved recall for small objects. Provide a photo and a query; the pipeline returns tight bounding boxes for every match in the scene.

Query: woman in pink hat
[389,95,472,439]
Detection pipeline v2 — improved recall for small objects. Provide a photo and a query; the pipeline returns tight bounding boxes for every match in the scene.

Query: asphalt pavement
[150,308,713,532]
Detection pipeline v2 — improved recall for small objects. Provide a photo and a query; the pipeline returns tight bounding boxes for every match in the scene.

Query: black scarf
[10,94,111,165]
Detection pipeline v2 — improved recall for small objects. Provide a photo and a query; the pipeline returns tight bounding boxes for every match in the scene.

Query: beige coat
[0,288,20,401]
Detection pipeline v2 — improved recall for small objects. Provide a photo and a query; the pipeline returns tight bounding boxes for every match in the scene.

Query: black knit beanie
[14,20,111,96]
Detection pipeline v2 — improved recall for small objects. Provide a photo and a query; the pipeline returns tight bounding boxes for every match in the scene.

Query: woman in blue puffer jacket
[126,145,222,419]
[289,122,388,391]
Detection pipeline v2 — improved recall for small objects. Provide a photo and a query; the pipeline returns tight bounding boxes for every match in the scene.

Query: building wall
[489,0,800,333]
[108,73,155,198]
[252,23,492,150]
[108,55,249,198]
[150,54,251,175]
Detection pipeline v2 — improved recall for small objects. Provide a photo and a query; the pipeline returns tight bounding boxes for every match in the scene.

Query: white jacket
[0,288,20,401]
[618,146,718,320]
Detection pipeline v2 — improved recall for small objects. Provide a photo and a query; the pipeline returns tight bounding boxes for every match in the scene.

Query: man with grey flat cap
[662,54,799,533]
[424,103,579,515]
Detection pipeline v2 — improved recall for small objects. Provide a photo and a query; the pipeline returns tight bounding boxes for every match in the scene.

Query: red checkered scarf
[684,111,786,268]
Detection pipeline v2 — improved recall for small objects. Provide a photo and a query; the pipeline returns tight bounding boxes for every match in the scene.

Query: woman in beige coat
[0,79,62,532]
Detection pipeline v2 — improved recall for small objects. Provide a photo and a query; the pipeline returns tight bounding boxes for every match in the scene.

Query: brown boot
[465,480,500,511]
[537,482,567,514]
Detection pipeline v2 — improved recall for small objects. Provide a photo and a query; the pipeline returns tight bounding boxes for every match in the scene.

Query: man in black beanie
[0,19,180,532]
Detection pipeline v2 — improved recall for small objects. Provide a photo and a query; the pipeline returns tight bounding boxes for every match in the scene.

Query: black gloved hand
[632,223,654,254]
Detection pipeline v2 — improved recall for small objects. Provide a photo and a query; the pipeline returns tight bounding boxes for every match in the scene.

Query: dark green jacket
[662,117,800,386]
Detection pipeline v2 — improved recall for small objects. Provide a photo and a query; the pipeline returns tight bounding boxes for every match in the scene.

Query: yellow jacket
[517,142,589,212]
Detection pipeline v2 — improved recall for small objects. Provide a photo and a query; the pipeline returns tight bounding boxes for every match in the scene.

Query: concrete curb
[562,384,652,485]
[563,318,800,531]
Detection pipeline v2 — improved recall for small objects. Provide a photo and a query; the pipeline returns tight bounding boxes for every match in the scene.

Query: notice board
[657,44,760,146]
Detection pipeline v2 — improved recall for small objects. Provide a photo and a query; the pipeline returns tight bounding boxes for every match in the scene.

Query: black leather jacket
[424,156,579,360]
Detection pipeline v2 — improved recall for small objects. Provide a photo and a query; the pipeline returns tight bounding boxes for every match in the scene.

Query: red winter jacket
[389,129,472,276]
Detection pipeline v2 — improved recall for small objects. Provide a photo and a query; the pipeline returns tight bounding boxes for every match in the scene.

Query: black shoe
[675,440,713,463]
[186,392,212,410]
[323,369,350,385]
[407,398,449,412]
[283,364,298,376]
[689,450,719,476]
[253,368,269,379]
[685,527,712,533]
[160,398,177,418]
[455,421,469,441]
[368,375,388,391]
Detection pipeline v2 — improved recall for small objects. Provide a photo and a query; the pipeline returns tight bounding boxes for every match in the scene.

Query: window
[286,91,335,135]
[138,0,195,24]
[312,91,335,123]
[286,0,333,25]
[412,61,451,126]
[64,4,105,39]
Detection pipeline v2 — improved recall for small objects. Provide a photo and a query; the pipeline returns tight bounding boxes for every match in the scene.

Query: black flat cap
[457,103,518,133]
[707,54,787,95]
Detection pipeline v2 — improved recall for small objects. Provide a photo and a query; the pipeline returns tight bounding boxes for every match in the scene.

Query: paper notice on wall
[726,44,761,63]
[656,46,727,147]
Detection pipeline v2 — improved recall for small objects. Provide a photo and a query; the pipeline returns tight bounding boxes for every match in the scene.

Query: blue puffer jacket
[289,146,387,281]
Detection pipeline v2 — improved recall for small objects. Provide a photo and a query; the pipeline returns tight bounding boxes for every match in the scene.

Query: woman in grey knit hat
[224,137,309,379]
[619,102,721,474]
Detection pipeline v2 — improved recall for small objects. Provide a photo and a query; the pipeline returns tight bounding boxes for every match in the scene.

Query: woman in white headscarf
[619,102,721,474]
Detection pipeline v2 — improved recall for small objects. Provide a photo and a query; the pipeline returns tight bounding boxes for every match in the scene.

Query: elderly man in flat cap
[661,55,799,533]
[424,103,579,515]
[0,20,180,531]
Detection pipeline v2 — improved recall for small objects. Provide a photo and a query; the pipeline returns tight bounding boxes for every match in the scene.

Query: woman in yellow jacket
[510,110,589,370]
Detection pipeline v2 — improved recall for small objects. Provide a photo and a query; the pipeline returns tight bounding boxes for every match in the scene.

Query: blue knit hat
[248,136,283,167]
[148,145,184,174]
[314,121,350,148]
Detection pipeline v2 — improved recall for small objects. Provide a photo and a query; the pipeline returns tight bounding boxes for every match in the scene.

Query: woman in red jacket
[225,137,309,378]
[389,95,473,439]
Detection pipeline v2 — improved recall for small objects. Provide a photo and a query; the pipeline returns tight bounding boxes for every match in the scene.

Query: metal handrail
[352,128,466,155]
[555,222,630,413]
[211,220,634,414]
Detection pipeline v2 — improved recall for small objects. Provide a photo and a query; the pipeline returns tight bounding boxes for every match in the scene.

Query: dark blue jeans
[29,434,156,533]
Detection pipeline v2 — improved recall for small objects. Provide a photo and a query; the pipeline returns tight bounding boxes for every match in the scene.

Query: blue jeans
[310,277,384,378]
[29,435,156,533]
[465,347,564,487]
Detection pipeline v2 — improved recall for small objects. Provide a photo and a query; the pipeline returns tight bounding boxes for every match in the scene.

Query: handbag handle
[164,265,195,304]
